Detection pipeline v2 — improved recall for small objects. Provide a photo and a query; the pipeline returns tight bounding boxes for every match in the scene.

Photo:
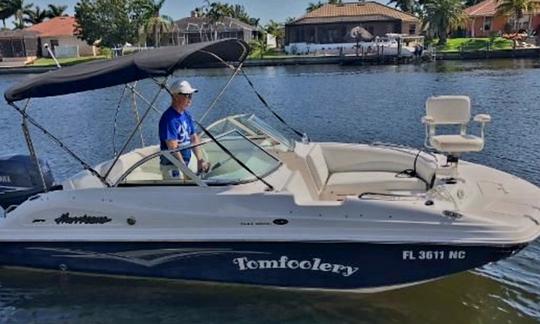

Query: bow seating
[304,144,437,200]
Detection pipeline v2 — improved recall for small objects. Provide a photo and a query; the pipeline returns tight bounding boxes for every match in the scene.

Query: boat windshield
[203,114,294,151]
[116,130,281,186]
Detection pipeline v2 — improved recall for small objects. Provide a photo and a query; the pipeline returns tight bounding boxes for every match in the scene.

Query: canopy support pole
[199,61,244,124]
[20,100,48,192]
[129,82,145,148]
[103,78,169,180]
[9,102,110,187]
[112,84,129,156]
[126,84,161,115]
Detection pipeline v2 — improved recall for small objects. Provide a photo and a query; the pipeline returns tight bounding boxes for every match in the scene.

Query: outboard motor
[0,155,55,209]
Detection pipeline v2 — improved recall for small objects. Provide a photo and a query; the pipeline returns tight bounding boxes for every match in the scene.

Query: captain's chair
[422,96,491,160]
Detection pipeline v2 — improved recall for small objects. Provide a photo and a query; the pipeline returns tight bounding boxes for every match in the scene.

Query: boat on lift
[1,39,539,292]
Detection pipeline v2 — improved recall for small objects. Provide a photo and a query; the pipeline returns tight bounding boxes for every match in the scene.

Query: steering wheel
[200,156,234,179]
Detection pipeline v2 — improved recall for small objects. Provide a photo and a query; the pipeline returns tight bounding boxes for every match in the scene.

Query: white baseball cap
[169,80,198,95]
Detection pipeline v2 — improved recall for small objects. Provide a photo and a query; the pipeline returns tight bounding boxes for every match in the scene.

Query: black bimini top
[4,39,248,103]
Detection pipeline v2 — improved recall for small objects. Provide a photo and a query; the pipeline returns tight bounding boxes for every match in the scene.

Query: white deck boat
[1,39,539,292]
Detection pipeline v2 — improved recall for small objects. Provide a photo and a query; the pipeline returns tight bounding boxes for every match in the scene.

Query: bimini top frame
[3,39,306,193]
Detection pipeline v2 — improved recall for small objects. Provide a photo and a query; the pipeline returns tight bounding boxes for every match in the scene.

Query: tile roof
[290,1,419,25]
[26,16,76,37]
[465,0,540,17]
[464,0,498,17]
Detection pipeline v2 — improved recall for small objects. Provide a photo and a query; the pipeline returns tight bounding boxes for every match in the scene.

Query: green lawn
[436,37,513,52]
[30,56,107,67]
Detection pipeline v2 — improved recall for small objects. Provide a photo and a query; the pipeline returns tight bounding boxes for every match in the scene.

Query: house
[465,0,540,37]
[285,1,420,46]
[166,15,259,46]
[0,30,39,61]
[26,16,94,58]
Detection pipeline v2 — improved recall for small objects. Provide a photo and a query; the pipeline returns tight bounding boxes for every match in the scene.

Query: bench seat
[323,171,427,199]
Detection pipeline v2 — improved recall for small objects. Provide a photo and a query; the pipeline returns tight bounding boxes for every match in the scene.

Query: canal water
[0,59,539,323]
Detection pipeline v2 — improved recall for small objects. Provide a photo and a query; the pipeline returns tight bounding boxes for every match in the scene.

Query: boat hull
[0,241,526,291]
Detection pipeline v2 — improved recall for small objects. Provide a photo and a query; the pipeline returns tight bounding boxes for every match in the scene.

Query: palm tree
[265,20,284,47]
[388,0,416,13]
[250,33,267,59]
[47,3,67,18]
[0,0,12,28]
[497,0,539,32]
[306,1,324,13]
[140,0,173,47]
[6,0,33,29]
[423,0,467,45]
[24,5,47,24]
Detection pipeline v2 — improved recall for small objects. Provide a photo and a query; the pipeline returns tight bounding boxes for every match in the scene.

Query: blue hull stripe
[0,242,525,289]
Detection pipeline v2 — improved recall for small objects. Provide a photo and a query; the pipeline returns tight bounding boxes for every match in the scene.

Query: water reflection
[0,269,537,324]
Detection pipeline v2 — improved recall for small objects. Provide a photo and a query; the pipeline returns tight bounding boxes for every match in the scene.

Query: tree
[199,2,259,26]
[464,0,482,6]
[250,33,267,59]
[265,19,284,47]
[285,16,296,25]
[75,0,145,48]
[0,1,12,28]
[497,0,538,32]
[387,0,416,13]
[306,1,324,13]
[24,5,48,24]
[137,0,172,47]
[1,0,33,30]
[47,4,67,18]
[423,0,467,45]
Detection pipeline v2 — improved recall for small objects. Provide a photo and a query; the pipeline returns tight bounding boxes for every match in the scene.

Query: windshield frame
[113,129,282,187]
[204,114,295,151]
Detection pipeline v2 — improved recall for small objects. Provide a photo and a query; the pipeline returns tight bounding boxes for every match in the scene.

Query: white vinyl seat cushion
[306,145,329,192]
[324,171,426,198]
[430,135,484,153]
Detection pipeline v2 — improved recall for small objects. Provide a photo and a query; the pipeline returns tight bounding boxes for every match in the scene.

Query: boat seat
[306,144,329,193]
[429,134,484,153]
[304,144,436,200]
[323,171,426,199]
[423,96,491,156]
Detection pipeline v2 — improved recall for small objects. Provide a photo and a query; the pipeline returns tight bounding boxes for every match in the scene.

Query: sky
[21,0,387,25]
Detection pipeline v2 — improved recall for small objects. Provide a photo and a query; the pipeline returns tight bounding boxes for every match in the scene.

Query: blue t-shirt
[159,107,196,164]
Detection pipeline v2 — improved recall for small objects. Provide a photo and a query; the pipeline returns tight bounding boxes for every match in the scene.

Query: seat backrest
[306,145,329,192]
[426,96,471,125]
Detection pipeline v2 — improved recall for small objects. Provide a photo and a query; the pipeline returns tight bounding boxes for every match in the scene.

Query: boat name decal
[233,256,359,277]
[54,212,112,225]
[0,175,11,183]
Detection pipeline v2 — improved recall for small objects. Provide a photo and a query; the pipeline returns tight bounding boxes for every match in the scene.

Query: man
[159,79,209,178]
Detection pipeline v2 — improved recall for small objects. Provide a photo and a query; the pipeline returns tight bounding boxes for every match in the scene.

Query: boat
[284,33,424,57]
[1,39,539,292]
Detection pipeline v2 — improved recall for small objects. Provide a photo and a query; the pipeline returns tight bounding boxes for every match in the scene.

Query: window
[409,24,417,35]
[483,17,492,31]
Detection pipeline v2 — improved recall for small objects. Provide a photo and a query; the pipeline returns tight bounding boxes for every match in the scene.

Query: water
[0,59,539,323]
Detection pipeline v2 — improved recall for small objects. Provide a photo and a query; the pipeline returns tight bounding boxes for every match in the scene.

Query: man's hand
[197,159,210,173]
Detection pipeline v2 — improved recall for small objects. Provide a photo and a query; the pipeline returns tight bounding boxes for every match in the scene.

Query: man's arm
[165,140,184,164]
[191,133,209,172]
